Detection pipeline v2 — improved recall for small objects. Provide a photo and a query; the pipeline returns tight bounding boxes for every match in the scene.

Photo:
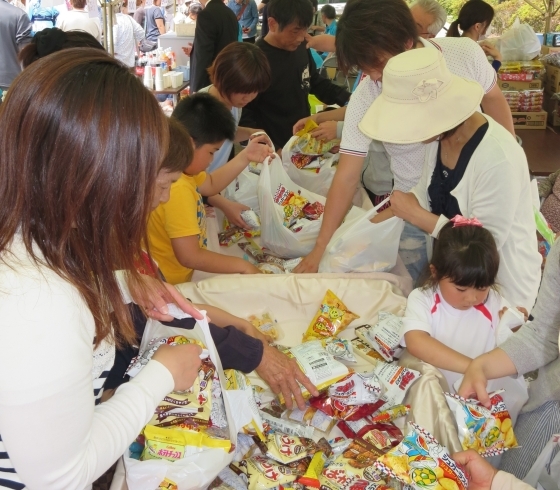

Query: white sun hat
[358,48,484,145]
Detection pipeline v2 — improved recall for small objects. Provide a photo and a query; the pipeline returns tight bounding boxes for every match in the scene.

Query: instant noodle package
[445,391,518,457]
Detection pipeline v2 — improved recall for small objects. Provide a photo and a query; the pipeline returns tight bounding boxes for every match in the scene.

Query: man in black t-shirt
[239,0,350,149]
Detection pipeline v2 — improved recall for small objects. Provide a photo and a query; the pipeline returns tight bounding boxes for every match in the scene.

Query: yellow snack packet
[303,290,359,341]
[295,119,319,137]
[141,424,231,461]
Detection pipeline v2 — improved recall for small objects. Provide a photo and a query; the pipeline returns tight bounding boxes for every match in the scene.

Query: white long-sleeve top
[0,234,174,489]
[411,116,541,311]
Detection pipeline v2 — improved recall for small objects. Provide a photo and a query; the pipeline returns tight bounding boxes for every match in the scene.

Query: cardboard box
[511,111,548,129]
[499,80,542,91]
[541,45,560,55]
[543,91,560,126]
[545,64,560,94]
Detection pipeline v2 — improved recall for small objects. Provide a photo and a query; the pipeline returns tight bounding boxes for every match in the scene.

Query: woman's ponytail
[447,19,461,37]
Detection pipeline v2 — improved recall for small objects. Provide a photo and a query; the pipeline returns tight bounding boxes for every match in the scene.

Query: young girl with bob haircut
[198,41,272,228]
[402,218,528,419]
[0,49,203,489]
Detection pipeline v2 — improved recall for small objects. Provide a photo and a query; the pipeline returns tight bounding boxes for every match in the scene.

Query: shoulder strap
[237,1,248,20]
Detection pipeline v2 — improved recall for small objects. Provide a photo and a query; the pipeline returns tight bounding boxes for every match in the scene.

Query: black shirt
[240,38,351,149]
[428,122,489,218]
[191,0,239,92]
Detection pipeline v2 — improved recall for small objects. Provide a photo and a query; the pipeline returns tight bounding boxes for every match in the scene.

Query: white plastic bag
[499,18,541,61]
[258,154,363,258]
[223,168,260,215]
[281,135,338,197]
[123,315,237,490]
[318,196,404,273]
[524,434,560,490]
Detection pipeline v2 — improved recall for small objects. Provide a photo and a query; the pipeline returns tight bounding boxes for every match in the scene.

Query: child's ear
[429,264,437,277]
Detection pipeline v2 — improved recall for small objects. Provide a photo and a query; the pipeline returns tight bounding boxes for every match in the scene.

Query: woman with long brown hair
[0,48,201,489]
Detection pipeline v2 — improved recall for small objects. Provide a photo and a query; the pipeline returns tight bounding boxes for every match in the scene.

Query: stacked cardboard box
[542,64,560,127]
[499,61,547,130]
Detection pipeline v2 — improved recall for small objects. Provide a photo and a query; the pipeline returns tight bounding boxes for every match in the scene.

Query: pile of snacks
[132,294,520,490]
[503,89,544,112]
[288,120,341,174]
[219,210,261,247]
[498,60,546,81]
[127,336,232,463]
[273,184,325,232]
[238,240,303,273]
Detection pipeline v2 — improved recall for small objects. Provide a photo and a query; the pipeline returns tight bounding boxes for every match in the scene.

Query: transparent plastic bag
[499,19,541,61]
[319,196,404,273]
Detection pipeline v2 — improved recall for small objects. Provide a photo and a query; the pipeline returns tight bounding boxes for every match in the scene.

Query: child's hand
[458,358,491,408]
[244,134,274,163]
[516,306,529,322]
[452,450,497,490]
[223,200,251,229]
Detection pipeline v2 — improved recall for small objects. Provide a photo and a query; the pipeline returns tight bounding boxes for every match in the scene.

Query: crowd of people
[0,0,558,489]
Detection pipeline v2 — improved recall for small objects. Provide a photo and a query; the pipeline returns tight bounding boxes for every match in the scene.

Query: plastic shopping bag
[123,314,237,490]
[282,135,338,197]
[258,154,363,258]
[499,18,541,61]
[524,434,560,490]
[223,168,260,215]
[319,196,404,273]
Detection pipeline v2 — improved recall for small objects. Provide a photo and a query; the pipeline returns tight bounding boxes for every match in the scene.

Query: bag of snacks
[282,134,340,198]
[123,315,237,490]
[355,312,404,362]
[318,197,404,274]
[375,422,469,490]
[258,154,362,258]
[303,290,359,341]
[277,340,350,404]
[248,310,281,341]
[223,168,260,215]
[445,391,518,457]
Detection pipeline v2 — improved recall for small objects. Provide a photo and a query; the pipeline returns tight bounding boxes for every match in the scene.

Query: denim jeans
[398,221,429,286]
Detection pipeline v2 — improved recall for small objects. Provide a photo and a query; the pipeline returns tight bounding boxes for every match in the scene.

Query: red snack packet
[337,421,403,452]
[302,201,325,220]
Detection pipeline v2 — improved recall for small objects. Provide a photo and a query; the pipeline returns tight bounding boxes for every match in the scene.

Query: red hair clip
[450,215,483,228]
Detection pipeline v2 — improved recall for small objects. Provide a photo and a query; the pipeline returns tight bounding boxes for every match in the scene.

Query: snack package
[280,340,350,403]
[127,335,206,378]
[291,153,320,170]
[231,455,299,490]
[293,132,340,156]
[224,369,266,440]
[351,338,386,365]
[337,421,403,452]
[324,338,358,364]
[322,438,386,488]
[303,290,359,341]
[241,209,261,230]
[328,371,384,406]
[283,257,303,273]
[258,263,285,274]
[283,405,337,434]
[219,227,246,247]
[148,356,215,428]
[302,201,325,220]
[260,409,316,439]
[264,433,313,465]
[356,312,403,362]
[445,391,518,457]
[375,423,468,490]
[370,404,410,424]
[298,450,327,488]
[373,362,421,411]
[141,424,231,461]
[208,467,248,490]
[248,311,281,341]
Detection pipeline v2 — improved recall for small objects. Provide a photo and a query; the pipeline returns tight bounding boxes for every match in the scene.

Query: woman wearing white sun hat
[362,48,541,312]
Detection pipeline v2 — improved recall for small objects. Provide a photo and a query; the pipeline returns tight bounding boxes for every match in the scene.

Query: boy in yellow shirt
[148,93,273,284]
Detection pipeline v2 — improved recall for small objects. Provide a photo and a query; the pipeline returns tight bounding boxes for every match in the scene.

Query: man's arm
[155,18,166,35]
[481,84,515,135]
[308,50,351,107]
[16,10,33,47]
[171,235,259,273]
[294,154,364,272]
[248,0,258,30]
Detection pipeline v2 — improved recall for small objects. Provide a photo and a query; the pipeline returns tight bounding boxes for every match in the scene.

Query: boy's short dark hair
[172,93,236,148]
[336,0,418,73]
[160,117,194,173]
[268,0,313,30]
[208,42,271,100]
[320,4,336,19]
